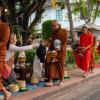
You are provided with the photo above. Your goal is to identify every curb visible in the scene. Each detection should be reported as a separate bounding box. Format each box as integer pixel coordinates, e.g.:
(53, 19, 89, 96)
(32, 73, 100, 100)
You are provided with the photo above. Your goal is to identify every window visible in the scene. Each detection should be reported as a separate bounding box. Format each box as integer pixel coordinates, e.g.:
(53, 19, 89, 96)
(56, 10, 63, 21)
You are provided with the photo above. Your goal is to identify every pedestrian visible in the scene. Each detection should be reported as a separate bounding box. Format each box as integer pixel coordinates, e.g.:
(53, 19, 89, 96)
(46, 20, 68, 86)
(74, 26, 93, 78)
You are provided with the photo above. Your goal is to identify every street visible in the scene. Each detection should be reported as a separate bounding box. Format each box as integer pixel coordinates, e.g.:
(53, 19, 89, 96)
(45, 75, 100, 100)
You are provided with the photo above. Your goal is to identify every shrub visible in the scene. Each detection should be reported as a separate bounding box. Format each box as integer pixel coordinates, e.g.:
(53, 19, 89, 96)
(66, 50, 75, 69)
(25, 49, 36, 65)
(94, 48, 100, 63)
(42, 20, 53, 40)
(66, 50, 75, 64)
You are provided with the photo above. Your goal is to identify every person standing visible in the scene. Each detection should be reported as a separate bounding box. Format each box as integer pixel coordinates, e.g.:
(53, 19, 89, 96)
(36, 40, 46, 73)
(6, 33, 34, 69)
(97, 41, 100, 56)
(3, 33, 35, 85)
(74, 26, 93, 78)
(88, 30, 96, 73)
(0, 13, 11, 100)
(46, 20, 68, 86)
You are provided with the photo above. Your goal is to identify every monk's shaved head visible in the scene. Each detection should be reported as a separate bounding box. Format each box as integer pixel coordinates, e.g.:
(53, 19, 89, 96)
(51, 20, 60, 31)
(51, 20, 58, 25)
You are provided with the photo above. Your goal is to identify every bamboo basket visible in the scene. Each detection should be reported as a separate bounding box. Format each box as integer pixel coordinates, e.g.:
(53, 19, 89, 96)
(9, 84, 19, 92)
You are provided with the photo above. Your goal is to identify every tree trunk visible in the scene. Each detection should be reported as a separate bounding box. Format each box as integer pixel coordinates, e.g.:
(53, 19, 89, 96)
(87, 0, 91, 22)
(28, 0, 46, 31)
(92, 2, 100, 23)
(66, 0, 75, 41)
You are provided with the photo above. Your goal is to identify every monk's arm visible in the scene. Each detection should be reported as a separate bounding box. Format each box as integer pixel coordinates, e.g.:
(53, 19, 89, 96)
(0, 24, 10, 48)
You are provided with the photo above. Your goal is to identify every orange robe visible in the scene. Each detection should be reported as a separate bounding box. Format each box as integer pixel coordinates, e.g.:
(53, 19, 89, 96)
(74, 33, 93, 72)
(97, 42, 100, 56)
(47, 28, 68, 80)
(0, 21, 10, 90)
(89, 35, 96, 69)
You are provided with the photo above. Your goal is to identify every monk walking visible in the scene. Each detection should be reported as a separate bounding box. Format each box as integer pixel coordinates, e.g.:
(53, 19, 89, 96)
(0, 13, 11, 99)
(74, 26, 93, 78)
(88, 30, 96, 73)
(46, 20, 68, 86)
(97, 41, 100, 56)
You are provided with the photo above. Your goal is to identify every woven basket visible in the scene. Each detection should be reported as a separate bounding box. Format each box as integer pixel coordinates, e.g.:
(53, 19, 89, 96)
(9, 84, 19, 92)
(31, 74, 39, 84)
(18, 80, 26, 89)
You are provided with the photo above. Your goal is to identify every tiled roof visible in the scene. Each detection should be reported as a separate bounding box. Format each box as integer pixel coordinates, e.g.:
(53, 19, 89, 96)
(75, 22, 100, 31)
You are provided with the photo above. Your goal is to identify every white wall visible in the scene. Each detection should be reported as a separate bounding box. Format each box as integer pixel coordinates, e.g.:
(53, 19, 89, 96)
(29, 7, 100, 31)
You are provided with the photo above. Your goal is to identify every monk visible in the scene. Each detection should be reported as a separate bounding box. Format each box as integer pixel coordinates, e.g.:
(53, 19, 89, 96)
(88, 32, 96, 73)
(97, 41, 100, 56)
(0, 14, 11, 99)
(74, 26, 93, 78)
(46, 20, 68, 86)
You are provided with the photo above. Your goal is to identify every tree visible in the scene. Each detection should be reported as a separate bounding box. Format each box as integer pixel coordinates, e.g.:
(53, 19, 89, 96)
(66, 0, 75, 41)
(73, 0, 100, 23)
(0, 0, 46, 44)
(0, 0, 46, 31)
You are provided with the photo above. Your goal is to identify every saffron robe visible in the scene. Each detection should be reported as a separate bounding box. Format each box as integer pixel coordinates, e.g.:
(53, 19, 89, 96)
(0, 21, 10, 90)
(97, 42, 100, 56)
(74, 33, 93, 72)
(47, 28, 68, 80)
(89, 35, 96, 69)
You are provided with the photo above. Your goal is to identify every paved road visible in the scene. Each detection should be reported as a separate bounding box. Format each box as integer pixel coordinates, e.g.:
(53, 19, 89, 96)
(45, 75, 100, 100)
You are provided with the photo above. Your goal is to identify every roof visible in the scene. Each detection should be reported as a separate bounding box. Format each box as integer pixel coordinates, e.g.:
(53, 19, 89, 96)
(75, 22, 100, 31)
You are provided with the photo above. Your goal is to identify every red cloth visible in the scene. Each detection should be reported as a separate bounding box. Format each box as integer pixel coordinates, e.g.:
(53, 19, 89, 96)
(1, 64, 11, 79)
(74, 33, 93, 72)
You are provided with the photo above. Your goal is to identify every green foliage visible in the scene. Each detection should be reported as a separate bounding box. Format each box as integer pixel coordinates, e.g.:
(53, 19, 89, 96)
(12, 25, 23, 40)
(72, 6, 80, 15)
(73, 0, 88, 16)
(42, 20, 53, 40)
(73, 0, 99, 22)
(96, 9, 100, 17)
(66, 50, 75, 64)
(25, 49, 36, 65)
(94, 48, 100, 62)
(66, 50, 75, 69)
(66, 50, 75, 65)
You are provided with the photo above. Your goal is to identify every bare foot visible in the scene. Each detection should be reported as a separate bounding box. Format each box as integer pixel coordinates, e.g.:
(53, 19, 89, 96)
(89, 67, 94, 74)
(46, 82, 53, 87)
(59, 82, 64, 86)
(84, 72, 89, 78)
(90, 69, 94, 74)
(4, 91, 11, 100)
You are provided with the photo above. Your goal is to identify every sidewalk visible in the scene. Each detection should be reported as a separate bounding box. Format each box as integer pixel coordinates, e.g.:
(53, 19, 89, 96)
(10, 64, 100, 100)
